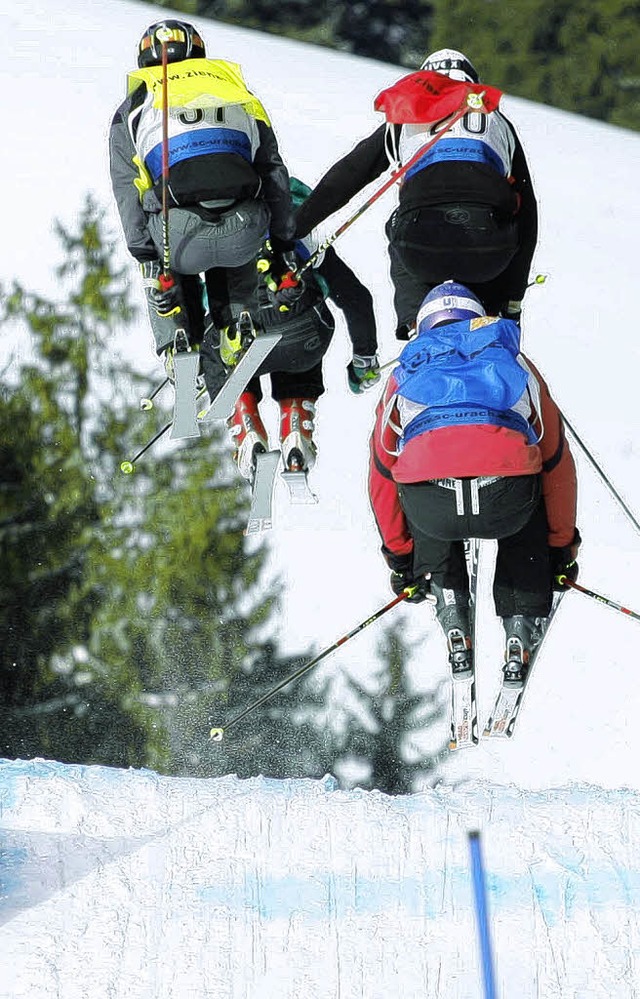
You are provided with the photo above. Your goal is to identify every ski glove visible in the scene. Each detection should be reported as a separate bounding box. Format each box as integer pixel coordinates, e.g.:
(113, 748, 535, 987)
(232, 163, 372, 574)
(259, 242, 302, 310)
(549, 528, 582, 591)
(140, 260, 162, 291)
(147, 276, 181, 317)
(389, 569, 432, 604)
(502, 300, 522, 325)
(347, 354, 381, 394)
(396, 322, 415, 342)
(275, 270, 303, 309)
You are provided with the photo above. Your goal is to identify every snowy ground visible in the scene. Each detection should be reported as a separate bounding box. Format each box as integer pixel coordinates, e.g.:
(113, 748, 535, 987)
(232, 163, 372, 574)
(2, 758, 640, 999)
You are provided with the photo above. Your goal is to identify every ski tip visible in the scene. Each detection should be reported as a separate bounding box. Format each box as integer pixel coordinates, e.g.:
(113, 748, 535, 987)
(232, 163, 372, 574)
(448, 736, 479, 752)
(120, 461, 134, 475)
(209, 727, 224, 743)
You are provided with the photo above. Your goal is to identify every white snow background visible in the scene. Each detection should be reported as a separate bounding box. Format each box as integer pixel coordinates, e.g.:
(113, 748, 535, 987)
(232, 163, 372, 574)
(2, 1, 640, 994)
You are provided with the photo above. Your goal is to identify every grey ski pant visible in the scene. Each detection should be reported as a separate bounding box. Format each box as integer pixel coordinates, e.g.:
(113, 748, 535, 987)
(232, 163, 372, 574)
(147, 199, 270, 329)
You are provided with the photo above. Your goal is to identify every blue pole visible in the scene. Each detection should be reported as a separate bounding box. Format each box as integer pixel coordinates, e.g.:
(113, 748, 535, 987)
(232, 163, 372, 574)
(468, 830, 498, 999)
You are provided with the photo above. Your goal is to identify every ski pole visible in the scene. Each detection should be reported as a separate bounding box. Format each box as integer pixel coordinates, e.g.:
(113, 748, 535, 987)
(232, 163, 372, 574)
(468, 831, 498, 999)
(210, 588, 417, 741)
(140, 377, 170, 411)
(152, 28, 185, 312)
(120, 421, 172, 474)
(159, 31, 172, 279)
(561, 414, 640, 538)
(120, 385, 208, 473)
(296, 89, 492, 281)
(560, 577, 640, 623)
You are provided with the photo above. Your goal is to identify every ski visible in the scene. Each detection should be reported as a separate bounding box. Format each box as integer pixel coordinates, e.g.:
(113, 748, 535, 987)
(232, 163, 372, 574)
(244, 450, 281, 535)
(449, 665, 477, 751)
(170, 347, 202, 440)
(483, 592, 565, 739)
(199, 330, 282, 424)
(281, 469, 318, 505)
(448, 538, 479, 750)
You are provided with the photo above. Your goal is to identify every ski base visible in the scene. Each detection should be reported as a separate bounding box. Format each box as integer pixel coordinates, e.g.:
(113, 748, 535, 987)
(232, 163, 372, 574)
(483, 592, 565, 740)
(199, 332, 282, 424)
(448, 539, 479, 751)
(281, 469, 318, 505)
(170, 350, 202, 440)
(449, 670, 478, 750)
(244, 450, 281, 535)
(483, 685, 523, 739)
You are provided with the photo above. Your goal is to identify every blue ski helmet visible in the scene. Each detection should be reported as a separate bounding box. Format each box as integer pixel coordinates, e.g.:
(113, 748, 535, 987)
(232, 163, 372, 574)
(417, 281, 485, 333)
(137, 21, 206, 68)
(420, 48, 479, 84)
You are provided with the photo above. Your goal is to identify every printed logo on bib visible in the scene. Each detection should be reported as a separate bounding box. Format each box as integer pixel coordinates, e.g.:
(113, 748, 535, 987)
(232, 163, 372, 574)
(469, 316, 496, 330)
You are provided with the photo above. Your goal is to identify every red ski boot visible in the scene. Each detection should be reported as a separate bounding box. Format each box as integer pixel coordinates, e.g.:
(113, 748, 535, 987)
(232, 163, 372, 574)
(227, 391, 268, 480)
(279, 397, 317, 472)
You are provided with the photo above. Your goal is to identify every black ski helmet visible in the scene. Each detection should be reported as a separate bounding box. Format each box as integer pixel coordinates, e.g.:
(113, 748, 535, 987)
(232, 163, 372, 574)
(420, 48, 479, 84)
(137, 21, 206, 69)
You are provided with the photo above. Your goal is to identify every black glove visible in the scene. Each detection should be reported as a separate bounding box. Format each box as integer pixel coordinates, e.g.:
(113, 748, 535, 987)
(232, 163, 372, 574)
(389, 569, 431, 603)
(396, 322, 415, 342)
(347, 354, 381, 394)
(149, 283, 181, 316)
(549, 528, 581, 591)
(140, 259, 162, 290)
(275, 268, 303, 308)
(386, 548, 432, 604)
(260, 240, 302, 309)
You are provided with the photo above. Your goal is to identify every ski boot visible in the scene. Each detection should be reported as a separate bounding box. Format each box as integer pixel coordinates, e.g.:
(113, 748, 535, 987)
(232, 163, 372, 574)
(227, 391, 269, 481)
(219, 310, 256, 368)
(431, 582, 473, 676)
(501, 615, 547, 686)
(279, 397, 317, 472)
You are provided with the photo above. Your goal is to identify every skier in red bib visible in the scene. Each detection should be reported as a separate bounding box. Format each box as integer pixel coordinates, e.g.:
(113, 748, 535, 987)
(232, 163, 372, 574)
(295, 49, 537, 341)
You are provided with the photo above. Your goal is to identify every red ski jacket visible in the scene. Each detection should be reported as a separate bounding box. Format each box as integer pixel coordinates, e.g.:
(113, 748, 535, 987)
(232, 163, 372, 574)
(369, 355, 577, 560)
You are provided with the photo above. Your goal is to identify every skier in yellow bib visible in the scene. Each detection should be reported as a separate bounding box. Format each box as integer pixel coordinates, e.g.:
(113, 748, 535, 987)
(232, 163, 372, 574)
(109, 20, 297, 398)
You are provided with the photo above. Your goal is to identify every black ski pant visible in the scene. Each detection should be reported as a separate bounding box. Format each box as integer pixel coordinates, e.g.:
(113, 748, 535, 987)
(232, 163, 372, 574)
(385, 206, 519, 336)
(246, 364, 325, 403)
(397, 474, 553, 618)
(161, 269, 259, 401)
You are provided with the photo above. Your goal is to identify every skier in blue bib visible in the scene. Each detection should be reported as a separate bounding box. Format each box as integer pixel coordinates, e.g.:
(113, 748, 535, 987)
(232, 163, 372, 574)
(369, 281, 580, 671)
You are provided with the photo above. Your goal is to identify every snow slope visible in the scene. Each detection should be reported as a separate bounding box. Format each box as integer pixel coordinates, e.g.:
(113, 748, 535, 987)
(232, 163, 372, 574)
(2, 758, 640, 999)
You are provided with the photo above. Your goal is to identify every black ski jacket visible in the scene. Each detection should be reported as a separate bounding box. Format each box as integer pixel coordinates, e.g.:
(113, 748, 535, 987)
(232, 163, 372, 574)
(295, 117, 538, 301)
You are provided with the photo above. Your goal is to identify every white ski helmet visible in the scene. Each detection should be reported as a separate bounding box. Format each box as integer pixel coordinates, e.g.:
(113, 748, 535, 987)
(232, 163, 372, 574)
(420, 48, 479, 84)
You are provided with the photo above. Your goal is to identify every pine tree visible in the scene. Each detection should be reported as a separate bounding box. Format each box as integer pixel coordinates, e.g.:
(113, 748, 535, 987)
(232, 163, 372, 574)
(200, 641, 335, 779)
(429, 0, 640, 131)
(329, 620, 448, 794)
(0, 196, 149, 765)
(0, 195, 342, 779)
